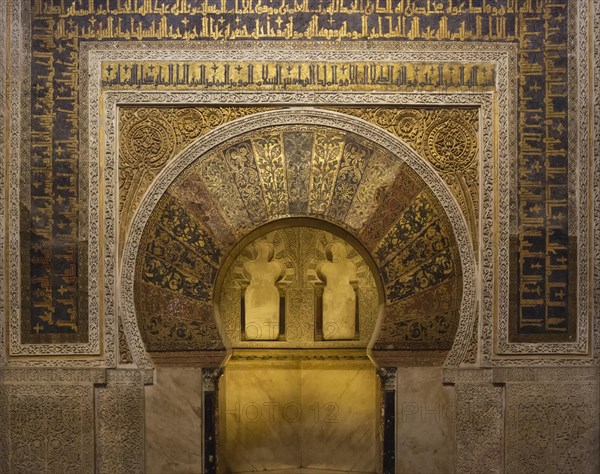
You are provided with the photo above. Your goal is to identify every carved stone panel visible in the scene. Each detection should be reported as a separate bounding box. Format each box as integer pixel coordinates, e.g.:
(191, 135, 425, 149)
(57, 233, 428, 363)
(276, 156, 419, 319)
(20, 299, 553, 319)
(0, 383, 94, 473)
(455, 383, 504, 474)
(505, 382, 600, 474)
(95, 370, 145, 474)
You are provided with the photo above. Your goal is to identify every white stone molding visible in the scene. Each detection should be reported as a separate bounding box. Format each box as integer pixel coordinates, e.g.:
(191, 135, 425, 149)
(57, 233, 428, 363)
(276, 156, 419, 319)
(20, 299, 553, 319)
(0, 0, 7, 366)
(594, 0, 600, 364)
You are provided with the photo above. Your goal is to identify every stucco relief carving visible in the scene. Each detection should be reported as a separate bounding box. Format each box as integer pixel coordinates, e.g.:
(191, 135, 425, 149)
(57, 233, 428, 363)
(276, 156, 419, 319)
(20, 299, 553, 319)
(462, 312, 479, 365)
(0, 0, 7, 367)
(449, 368, 600, 474)
(118, 317, 134, 365)
(0, 7, 596, 474)
(455, 383, 504, 474)
(0, 383, 95, 473)
(594, 0, 600, 364)
(505, 382, 600, 474)
(95, 370, 145, 474)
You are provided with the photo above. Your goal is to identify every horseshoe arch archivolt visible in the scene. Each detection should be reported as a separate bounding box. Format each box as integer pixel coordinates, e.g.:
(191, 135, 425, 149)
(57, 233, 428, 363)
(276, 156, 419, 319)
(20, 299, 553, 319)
(119, 108, 477, 369)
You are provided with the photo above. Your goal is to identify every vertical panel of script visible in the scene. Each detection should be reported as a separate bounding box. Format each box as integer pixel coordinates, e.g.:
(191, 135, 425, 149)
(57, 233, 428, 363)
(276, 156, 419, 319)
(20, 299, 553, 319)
(512, 1, 573, 343)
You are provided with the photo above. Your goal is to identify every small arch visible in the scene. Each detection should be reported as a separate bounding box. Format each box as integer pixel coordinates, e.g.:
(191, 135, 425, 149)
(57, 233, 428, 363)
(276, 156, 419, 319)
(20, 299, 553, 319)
(212, 217, 387, 358)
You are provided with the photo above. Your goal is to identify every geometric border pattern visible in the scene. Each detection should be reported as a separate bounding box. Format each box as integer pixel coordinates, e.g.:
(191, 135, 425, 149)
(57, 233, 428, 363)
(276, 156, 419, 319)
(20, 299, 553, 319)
(595, 0, 600, 365)
(497, 0, 592, 360)
(0, 0, 7, 365)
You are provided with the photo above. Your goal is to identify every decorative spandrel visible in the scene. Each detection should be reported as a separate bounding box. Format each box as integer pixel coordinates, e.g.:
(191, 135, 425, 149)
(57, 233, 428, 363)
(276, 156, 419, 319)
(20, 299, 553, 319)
(220, 226, 379, 349)
(326, 107, 479, 253)
(118, 106, 275, 258)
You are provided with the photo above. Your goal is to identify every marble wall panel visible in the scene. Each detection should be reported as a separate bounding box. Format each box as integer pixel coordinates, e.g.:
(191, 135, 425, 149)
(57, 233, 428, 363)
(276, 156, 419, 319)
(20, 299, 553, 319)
(300, 361, 378, 471)
(396, 367, 455, 474)
(220, 361, 302, 471)
(220, 360, 378, 472)
(144, 368, 203, 474)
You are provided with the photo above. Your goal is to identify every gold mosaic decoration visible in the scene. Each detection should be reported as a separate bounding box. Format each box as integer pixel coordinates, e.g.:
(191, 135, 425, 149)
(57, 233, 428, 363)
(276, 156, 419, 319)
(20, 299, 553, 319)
(133, 123, 462, 352)
(17, 0, 578, 351)
(118, 106, 275, 255)
(120, 106, 478, 248)
(326, 107, 479, 250)
(101, 60, 496, 92)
